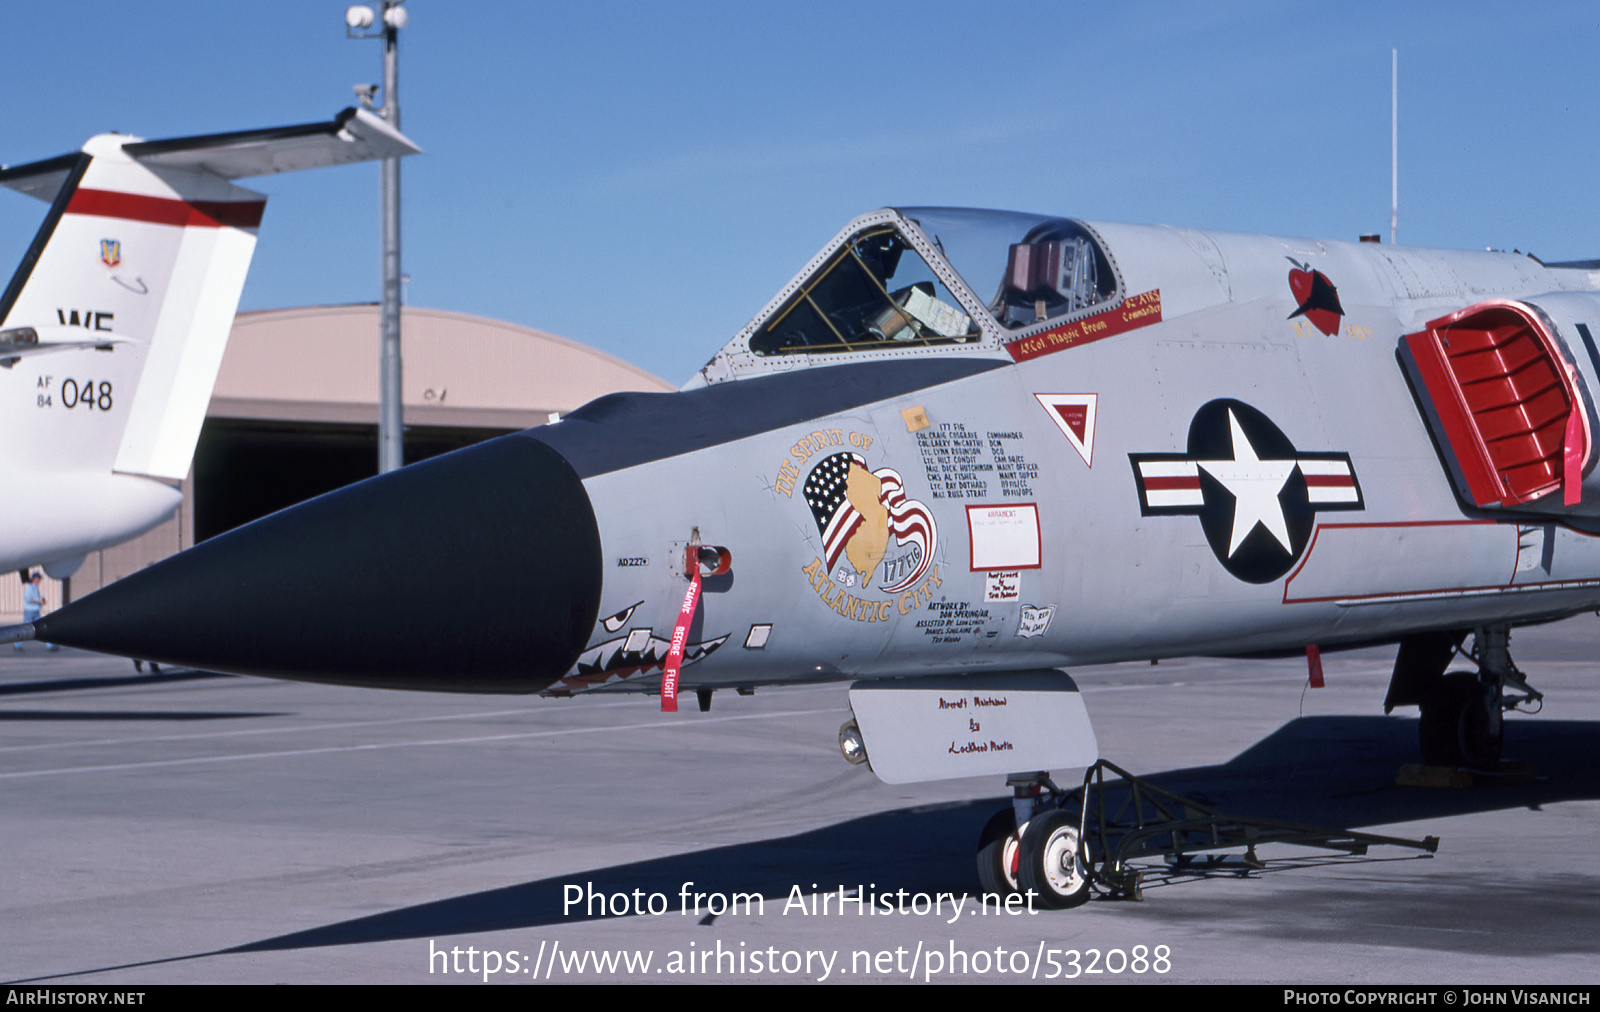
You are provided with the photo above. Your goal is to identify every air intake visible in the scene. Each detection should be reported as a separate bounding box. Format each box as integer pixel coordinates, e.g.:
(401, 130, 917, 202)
(1399, 300, 1588, 508)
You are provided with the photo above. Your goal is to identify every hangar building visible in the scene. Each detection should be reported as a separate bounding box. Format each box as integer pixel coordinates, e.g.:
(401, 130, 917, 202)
(3, 305, 672, 618)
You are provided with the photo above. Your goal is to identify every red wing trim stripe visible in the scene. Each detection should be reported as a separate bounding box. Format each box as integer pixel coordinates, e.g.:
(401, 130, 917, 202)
(66, 188, 265, 229)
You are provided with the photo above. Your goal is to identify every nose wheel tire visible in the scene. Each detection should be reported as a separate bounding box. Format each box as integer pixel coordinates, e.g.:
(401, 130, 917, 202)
(975, 808, 1020, 896)
(1017, 808, 1092, 909)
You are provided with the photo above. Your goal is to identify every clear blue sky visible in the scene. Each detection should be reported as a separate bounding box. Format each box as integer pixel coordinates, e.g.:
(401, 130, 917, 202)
(1, 2, 1595, 384)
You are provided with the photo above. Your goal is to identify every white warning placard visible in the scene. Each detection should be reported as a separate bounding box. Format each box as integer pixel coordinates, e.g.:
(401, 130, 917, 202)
(966, 503, 1041, 571)
(849, 671, 1098, 784)
(985, 570, 1020, 602)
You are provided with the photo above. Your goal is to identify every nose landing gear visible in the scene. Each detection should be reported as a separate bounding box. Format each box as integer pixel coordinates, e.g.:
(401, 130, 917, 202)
(974, 773, 1091, 909)
(974, 761, 1439, 910)
(1017, 808, 1091, 909)
(974, 808, 1020, 896)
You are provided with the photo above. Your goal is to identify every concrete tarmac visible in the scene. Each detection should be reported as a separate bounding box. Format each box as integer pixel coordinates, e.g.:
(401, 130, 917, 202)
(2, 615, 1598, 985)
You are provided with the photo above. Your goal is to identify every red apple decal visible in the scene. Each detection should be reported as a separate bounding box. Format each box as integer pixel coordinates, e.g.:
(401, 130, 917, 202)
(1286, 258, 1345, 336)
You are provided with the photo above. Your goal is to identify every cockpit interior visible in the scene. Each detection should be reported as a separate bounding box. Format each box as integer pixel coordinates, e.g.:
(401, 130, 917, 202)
(747, 208, 1120, 359)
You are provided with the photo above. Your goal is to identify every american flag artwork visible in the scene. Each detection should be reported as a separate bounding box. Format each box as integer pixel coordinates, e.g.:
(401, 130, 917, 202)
(803, 452, 937, 595)
(875, 467, 937, 593)
(804, 452, 864, 572)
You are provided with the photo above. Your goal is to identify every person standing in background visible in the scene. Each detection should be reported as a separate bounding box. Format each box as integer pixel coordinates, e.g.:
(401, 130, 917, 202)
(19, 571, 58, 652)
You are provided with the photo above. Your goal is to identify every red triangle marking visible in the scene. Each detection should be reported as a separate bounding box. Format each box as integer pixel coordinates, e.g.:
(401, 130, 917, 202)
(1053, 404, 1087, 443)
(1033, 393, 1098, 467)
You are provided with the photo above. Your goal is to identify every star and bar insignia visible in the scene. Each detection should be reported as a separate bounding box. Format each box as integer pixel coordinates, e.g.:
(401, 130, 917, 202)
(1130, 399, 1363, 583)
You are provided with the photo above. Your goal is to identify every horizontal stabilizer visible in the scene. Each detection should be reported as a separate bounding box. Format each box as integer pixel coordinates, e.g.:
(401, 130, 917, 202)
(123, 107, 419, 179)
(0, 109, 419, 201)
(0, 153, 83, 202)
(0, 324, 126, 368)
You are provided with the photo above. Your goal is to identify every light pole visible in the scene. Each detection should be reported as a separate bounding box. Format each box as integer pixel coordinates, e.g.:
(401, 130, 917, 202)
(346, 1, 408, 474)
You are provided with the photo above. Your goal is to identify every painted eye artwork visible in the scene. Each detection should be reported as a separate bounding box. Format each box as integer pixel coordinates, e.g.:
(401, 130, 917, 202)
(600, 602, 641, 634)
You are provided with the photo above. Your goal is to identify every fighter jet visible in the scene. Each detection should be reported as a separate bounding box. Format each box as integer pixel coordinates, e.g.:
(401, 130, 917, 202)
(0, 108, 418, 579)
(22, 206, 1600, 907)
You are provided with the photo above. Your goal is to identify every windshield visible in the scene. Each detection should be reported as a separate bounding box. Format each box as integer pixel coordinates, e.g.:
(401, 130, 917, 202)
(899, 207, 1118, 330)
(750, 226, 980, 356)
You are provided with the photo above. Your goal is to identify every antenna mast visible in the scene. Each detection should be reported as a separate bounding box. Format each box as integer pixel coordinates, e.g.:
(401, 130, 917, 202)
(1391, 48, 1398, 245)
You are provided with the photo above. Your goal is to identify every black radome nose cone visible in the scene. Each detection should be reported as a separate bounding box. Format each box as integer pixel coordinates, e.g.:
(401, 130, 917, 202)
(37, 434, 602, 693)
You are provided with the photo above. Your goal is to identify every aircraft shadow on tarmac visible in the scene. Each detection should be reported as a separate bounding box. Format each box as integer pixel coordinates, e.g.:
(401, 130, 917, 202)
(227, 712, 1600, 953)
(0, 709, 283, 721)
(0, 668, 235, 698)
(0, 668, 276, 722)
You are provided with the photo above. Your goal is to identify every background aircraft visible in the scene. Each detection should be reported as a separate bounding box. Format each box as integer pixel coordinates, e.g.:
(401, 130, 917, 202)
(27, 203, 1600, 907)
(0, 108, 418, 580)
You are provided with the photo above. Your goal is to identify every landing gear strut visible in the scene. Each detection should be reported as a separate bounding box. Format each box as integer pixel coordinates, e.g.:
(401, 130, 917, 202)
(1416, 625, 1542, 769)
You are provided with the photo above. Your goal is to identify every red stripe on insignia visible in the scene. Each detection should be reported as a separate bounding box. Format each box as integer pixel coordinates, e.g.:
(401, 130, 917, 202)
(1005, 289, 1163, 363)
(1142, 476, 1201, 491)
(66, 188, 265, 229)
(1304, 475, 1354, 487)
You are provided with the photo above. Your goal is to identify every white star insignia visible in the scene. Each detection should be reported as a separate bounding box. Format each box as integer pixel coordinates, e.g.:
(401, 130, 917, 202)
(1197, 410, 1296, 557)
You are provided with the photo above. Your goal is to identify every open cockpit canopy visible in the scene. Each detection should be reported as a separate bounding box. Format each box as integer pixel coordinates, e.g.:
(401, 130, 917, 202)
(740, 208, 1120, 359)
(697, 207, 1125, 385)
(897, 207, 1118, 331)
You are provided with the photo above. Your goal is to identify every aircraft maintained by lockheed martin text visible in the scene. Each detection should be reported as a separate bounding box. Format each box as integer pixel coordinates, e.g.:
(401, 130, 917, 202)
(0, 108, 417, 582)
(22, 205, 1600, 907)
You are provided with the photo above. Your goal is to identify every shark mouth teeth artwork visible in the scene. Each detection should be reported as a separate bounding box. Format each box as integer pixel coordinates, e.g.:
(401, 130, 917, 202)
(544, 601, 729, 695)
(805, 451, 936, 594)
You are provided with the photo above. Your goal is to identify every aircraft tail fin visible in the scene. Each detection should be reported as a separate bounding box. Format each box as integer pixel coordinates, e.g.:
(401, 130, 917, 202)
(0, 108, 418, 480)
